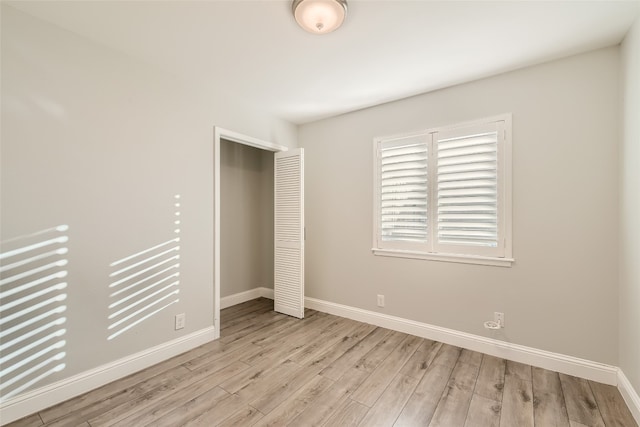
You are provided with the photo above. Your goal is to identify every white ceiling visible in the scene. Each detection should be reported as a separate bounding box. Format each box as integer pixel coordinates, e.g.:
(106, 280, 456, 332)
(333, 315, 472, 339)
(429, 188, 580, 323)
(8, 0, 639, 124)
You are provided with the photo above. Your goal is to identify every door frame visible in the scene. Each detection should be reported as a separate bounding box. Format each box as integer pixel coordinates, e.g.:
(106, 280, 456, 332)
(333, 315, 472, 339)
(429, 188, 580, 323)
(213, 127, 288, 339)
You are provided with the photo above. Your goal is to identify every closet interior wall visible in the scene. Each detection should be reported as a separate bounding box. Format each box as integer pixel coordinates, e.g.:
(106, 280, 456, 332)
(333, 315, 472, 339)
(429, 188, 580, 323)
(220, 138, 274, 300)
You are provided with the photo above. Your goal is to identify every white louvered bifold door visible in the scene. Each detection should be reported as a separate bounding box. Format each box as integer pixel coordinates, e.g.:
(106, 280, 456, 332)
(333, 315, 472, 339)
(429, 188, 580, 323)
(434, 121, 505, 257)
(274, 149, 305, 319)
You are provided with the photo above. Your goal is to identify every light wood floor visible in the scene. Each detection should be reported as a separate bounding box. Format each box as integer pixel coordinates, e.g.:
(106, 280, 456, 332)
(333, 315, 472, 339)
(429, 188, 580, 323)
(6, 298, 637, 427)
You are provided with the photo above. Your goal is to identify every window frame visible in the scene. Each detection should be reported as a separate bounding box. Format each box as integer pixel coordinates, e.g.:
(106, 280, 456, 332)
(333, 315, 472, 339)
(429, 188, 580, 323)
(372, 114, 514, 267)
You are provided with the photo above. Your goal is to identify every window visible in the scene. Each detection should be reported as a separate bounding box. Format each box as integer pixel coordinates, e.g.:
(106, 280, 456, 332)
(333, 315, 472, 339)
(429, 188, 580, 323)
(373, 114, 513, 266)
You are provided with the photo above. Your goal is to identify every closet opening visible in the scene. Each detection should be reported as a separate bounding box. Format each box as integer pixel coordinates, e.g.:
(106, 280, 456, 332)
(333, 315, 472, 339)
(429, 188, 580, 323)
(219, 138, 274, 333)
(213, 127, 290, 340)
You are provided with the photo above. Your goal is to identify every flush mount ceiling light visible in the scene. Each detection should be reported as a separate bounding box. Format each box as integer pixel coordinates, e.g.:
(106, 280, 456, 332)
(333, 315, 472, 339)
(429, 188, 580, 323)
(292, 0, 348, 34)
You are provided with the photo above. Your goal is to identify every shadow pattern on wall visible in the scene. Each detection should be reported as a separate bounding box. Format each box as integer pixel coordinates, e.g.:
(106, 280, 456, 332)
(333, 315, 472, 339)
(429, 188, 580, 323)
(0, 225, 69, 401)
(107, 195, 181, 340)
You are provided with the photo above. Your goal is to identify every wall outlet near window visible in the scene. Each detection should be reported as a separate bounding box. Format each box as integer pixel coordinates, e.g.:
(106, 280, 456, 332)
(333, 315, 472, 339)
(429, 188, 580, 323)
(175, 313, 186, 330)
(494, 312, 504, 328)
(377, 294, 385, 307)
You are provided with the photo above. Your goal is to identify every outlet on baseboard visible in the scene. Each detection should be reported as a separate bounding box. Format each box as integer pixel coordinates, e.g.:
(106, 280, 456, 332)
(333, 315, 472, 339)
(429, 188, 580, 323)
(377, 294, 385, 308)
(175, 313, 186, 330)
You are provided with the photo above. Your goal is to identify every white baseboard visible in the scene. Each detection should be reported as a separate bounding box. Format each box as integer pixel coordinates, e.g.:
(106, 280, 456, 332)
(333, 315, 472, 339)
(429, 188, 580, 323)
(220, 287, 273, 309)
(0, 327, 216, 425)
(260, 287, 274, 300)
(304, 297, 618, 385)
(618, 369, 640, 424)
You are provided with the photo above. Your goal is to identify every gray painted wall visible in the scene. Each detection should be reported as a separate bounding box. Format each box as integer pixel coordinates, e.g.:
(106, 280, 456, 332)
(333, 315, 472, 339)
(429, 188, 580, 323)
(221, 139, 274, 298)
(620, 16, 640, 394)
(299, 47, 620, 365)
(2, 0, 637, 406)
(0, 5, 295, 396)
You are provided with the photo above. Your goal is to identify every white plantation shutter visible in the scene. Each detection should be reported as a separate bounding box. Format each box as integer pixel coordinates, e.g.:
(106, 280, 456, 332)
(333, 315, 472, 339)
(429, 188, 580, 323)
(378, 135, 429, 250)
(434, 121, 505, 257)
(274, 149, 305, 319)
(373, 115, 512, 264)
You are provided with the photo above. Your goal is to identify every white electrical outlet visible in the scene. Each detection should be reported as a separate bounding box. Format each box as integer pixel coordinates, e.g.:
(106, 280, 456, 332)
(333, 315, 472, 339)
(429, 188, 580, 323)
(175, 313, 186, 330)
(377, 294, 385, 307)
(494, 312, 504, 328)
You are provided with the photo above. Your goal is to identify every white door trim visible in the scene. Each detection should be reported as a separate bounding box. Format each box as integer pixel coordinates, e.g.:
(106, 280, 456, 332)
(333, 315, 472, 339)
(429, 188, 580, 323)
(213, 127, 288, 339)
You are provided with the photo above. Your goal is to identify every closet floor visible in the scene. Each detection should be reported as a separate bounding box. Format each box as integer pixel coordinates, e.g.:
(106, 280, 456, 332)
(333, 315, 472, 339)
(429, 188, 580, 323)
(6, 297, 637, 427)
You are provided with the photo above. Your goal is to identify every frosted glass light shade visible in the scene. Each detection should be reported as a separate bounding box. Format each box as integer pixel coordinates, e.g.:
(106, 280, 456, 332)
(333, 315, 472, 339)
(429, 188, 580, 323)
(292, 0, 348, 34)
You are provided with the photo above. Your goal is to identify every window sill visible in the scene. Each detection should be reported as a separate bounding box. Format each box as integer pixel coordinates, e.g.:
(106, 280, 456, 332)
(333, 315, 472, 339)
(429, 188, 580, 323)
(372, 248, 514, 267)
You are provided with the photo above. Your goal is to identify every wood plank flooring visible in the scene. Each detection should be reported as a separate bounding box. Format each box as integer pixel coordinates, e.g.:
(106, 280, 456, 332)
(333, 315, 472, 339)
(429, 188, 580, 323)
(5, 298, 637, 427)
